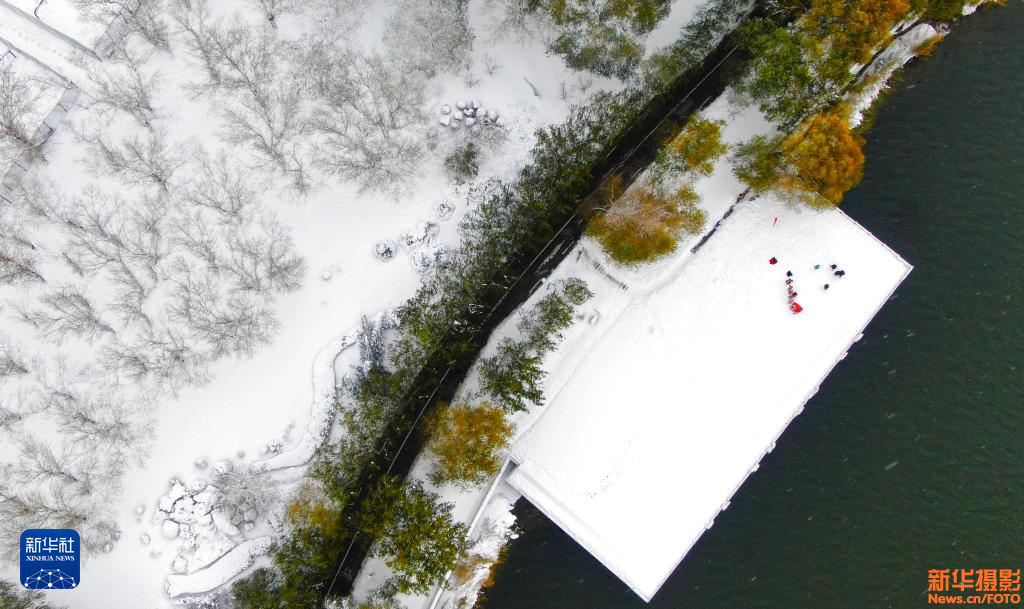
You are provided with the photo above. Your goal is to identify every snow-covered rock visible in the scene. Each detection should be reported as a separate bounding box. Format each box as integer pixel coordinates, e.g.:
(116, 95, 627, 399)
(162, 520, 181, 540)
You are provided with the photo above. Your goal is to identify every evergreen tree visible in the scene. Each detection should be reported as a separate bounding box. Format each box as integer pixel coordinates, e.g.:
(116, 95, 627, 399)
(478, 338, 546, 412)
(359, 477, 467, 595)
(478, 279, 593, 411)
(231, 568, 282, 609)
(0, 580, 63, 609)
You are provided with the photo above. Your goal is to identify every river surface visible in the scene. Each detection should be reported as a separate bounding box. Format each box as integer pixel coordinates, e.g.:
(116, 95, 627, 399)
(483, 4, 1024, 608)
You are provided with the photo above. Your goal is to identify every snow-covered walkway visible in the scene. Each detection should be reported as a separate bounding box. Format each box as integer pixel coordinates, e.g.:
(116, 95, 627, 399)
(0, 0, 94, 81)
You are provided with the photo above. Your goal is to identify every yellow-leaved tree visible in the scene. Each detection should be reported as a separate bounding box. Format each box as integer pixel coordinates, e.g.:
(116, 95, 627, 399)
(734, 108, 865, 207)
(427, 402, 513, 488)
(777, 109, 866, 206)
(588, 177, 706, 264)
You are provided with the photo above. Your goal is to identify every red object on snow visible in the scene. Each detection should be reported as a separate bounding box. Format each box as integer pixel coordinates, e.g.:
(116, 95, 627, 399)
(769, 257, 778, 265)
(791, 302, 803, 314)
(773, 216, 779, 227)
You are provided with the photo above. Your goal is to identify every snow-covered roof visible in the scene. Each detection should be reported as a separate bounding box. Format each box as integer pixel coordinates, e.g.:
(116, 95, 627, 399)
(507, 197, 912, 601)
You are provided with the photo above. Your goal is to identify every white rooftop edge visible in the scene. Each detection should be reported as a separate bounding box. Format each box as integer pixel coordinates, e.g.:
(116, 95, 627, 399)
(507, 197, 912, 601)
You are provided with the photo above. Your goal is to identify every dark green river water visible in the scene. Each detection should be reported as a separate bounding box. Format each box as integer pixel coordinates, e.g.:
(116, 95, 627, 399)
(483, 4, 1024, 608)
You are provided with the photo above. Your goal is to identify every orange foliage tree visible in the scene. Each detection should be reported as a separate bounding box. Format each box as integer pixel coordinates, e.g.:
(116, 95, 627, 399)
(777, 109, 866, 206)
(427, 402, 513, 487)
(802, 0, 912, 69)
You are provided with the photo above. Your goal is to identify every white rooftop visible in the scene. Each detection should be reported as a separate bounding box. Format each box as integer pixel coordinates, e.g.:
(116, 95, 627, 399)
(507, 196, 911, 601)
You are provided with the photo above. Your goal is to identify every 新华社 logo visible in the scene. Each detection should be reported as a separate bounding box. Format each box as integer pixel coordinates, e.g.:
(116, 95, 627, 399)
(20, 529, 80, 590)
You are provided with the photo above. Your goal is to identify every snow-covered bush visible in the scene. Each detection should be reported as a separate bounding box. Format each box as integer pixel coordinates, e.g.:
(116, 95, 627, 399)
(444, 142, 480, 182)
(210, 464, 278, 530)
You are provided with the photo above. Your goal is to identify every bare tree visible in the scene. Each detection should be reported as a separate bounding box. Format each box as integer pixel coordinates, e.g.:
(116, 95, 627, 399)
(310, 50, 425, 197)
(181, 151, 261, 223)
(168, 266, 278, 358)
(224, 218, 305, 294)
(219, 84, 311, 192)
(172, 5, 311, 190)
(128, 0, 172, 51)
(0, 481, 119, 556)
(0, 392, 37, 430)
(171, 209, 223, 273)
(61, 188, 170, 286)
(72, 0, 132, 27)
(383, 0, 474, 76)
(42, 381, 152, 470)
(101, 323, 208, 391)
(17, 284, 116, 344)
(84, 49, 162, 127)
(0, 193, 46, 285)
(73, 0, 170, 51)
(79, 128, 189, 192)
(0, 175, 63, 222)
(15, 437, 116, 499)
(0, 339, 30, 379)
(245, 0, 302, 27)
(0, 238, 45, 286)
(172, 2, 279, 98)
(0, 62, 48, 163)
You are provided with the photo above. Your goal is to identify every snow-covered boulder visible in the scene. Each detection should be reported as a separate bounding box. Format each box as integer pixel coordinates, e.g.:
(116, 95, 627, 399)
(162, 520, 181, 540)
